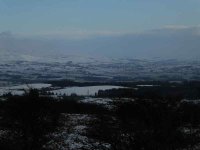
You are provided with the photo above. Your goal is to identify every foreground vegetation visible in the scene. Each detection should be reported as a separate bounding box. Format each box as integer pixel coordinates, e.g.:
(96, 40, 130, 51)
(1, 81, 200, 150)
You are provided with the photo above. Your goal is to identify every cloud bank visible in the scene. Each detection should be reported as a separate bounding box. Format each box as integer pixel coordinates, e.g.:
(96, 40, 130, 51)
(0, 26, 200, 60)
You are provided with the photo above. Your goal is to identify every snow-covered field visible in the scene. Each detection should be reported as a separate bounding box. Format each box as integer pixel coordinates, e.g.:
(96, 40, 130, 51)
(0, 84, 125, 96)
(1, 54, 200, 85)
(0, 83, 51, 96)
(45, 114, 111, 150)
(52, 86, 125, 96)
(136, 85, 160, 87)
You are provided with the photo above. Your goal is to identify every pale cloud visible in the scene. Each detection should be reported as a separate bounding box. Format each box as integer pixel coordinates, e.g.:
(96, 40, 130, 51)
(21, 29, 129, 40)
(162, 25, 191, 30)
(1, 25, 200, 60)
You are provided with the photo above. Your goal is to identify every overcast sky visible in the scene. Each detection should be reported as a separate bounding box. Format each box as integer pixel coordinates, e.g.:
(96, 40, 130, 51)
(0, 0, 200, 37)
(0, 0, 200, 60)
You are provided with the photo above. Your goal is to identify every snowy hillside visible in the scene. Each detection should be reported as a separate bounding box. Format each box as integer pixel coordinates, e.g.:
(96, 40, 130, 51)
(1, 50, 200, 86)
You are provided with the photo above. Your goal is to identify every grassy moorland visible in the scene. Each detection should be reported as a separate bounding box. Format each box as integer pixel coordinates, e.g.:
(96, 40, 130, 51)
(1, 81, 200, 149)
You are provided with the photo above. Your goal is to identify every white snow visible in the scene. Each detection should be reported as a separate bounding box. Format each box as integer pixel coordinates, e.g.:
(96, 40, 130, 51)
(0, 83, 51, 96)
(181, 99, 200, 104)
(52, 86, 125, 96)
(7, 83, 51, 90)
(45, 114, 111, 150)
(137, 85, 160, 87)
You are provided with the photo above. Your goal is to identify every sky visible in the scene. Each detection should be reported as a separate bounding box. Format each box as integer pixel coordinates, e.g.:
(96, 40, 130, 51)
(0, 0, 200, 37)
(0, 0, 200, 60)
